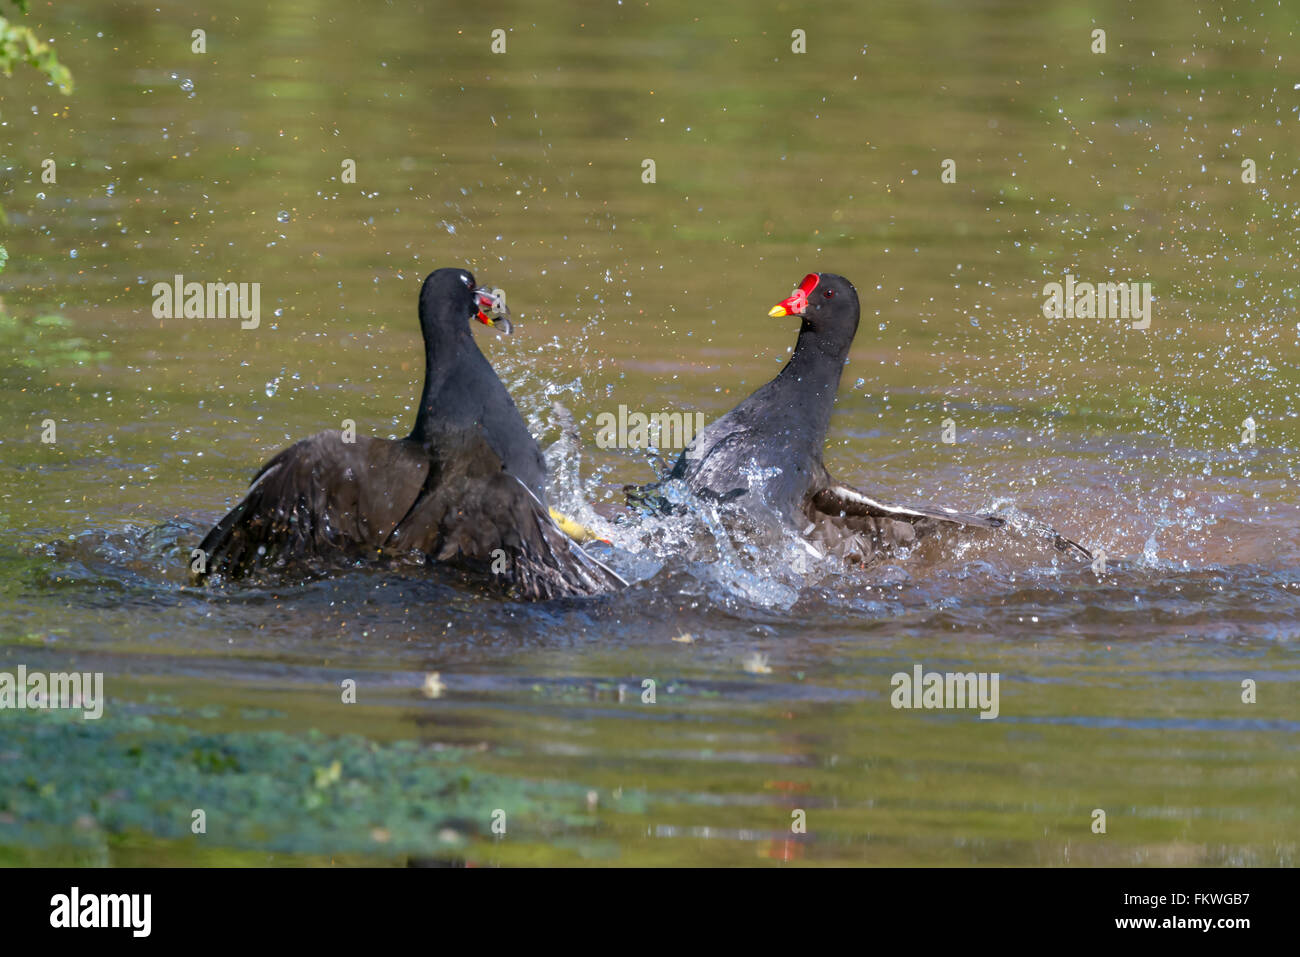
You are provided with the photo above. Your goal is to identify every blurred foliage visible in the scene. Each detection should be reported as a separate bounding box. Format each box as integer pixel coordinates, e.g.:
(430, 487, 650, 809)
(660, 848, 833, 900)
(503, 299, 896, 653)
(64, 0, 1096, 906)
(0, 238, 103, 372)
(0, 0, 73, 94)
(0, 2, 77, 348)
(0, 310, 109, 369)
(1, 0, 73, 231)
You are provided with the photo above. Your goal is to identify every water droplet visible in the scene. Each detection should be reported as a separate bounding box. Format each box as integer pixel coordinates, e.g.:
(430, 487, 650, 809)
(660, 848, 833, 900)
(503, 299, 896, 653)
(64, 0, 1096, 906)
(276, 210, 290, 223)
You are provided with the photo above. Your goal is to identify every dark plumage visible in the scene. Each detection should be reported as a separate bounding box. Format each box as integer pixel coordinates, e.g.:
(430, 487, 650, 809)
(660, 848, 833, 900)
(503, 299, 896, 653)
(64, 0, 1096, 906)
(195, 267, 625, 599)
(630, 271, 1090, 562)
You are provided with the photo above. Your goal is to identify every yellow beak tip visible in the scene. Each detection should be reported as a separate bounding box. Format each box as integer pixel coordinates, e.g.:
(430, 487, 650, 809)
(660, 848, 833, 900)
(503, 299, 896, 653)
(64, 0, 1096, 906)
(768, 306, 788, 317)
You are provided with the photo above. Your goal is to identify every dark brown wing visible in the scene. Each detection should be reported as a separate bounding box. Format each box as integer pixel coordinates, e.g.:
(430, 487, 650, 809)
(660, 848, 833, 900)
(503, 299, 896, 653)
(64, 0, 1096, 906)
(394, 432, 626, 600)
(196, 428, 625, 599)
(195, 431, 429, 580)
(810, 482, 1091, 559)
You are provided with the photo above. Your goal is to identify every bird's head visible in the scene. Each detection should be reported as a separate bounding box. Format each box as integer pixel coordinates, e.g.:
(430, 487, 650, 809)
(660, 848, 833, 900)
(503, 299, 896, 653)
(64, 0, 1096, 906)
(420, 267, 513, 335)
(768, 272, 859, 348)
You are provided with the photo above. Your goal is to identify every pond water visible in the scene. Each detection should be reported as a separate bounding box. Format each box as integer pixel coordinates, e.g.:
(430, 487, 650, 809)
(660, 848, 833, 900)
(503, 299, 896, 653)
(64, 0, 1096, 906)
(0, 0, 1296, 865)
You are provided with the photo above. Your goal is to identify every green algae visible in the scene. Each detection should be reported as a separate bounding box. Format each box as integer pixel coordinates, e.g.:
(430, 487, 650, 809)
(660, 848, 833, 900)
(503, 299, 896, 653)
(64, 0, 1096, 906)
(0, 707, 643, 864)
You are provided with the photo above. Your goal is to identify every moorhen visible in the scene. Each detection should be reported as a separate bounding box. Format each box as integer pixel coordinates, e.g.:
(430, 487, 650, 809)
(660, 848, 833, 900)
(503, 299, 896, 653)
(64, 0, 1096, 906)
(629, 272, 1090, 561)
(194, 267, 625, 599)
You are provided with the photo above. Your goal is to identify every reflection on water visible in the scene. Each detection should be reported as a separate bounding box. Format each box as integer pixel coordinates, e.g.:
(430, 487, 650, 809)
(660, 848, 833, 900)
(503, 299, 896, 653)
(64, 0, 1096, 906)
(0, 0, 1297, 865)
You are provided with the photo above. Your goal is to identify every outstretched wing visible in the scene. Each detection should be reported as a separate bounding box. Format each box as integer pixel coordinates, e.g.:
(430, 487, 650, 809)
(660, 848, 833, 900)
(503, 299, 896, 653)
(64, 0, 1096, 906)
(507, 479, 628, 599)
(195, 432, 430, 580)
(196, 428, 625, 599)
(395, 431, 627, 600)
(810, 481, 1092, 559)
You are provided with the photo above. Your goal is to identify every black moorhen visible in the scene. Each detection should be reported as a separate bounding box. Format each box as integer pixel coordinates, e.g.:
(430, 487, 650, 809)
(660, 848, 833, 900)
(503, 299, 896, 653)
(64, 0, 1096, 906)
(630, 272, 1090, 561)
(195, 267, 625, 599)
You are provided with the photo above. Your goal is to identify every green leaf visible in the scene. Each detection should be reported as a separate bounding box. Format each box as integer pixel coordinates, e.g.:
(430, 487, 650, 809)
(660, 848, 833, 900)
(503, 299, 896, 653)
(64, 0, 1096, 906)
(0, 12, 74, 94)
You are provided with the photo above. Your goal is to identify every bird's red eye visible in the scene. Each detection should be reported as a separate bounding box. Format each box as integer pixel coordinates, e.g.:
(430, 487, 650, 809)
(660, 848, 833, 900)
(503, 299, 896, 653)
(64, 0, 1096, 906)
(823, 289, 835, 299)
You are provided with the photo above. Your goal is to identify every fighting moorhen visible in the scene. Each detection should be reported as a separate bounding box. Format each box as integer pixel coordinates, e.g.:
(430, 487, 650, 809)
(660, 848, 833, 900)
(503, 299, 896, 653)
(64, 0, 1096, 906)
(195, 267, 625, 599)
(630, 272, 1090, 561)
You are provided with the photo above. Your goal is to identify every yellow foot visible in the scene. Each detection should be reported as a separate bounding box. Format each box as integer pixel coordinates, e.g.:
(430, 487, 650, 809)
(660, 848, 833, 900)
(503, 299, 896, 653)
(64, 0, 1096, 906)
(549, 508, 608, 544)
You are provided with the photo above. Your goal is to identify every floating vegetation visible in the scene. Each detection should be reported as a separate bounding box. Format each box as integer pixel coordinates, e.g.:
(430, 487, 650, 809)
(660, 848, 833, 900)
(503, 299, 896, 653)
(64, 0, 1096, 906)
(0, 310, 109, 372)
(0, 708, 642, 862)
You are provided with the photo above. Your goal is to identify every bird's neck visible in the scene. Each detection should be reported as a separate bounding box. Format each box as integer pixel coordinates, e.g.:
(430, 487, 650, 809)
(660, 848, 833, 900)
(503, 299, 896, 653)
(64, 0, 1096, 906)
(772, 322, 850, 436)
(409, 316, 472, 443)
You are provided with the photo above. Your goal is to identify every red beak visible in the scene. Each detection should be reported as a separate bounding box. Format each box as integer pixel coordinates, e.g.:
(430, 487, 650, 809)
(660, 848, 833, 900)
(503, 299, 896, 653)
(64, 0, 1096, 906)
(473, 287, 512, 333)
(768, 273, 819, 317)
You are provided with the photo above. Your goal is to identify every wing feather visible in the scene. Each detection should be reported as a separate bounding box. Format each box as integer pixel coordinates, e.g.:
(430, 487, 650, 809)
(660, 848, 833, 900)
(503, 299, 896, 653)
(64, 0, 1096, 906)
(195, 432, 428, 580)
(811, 482, 1091, 559)
(811, 484, 1005, 530)
(376, 432, 626, 599)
